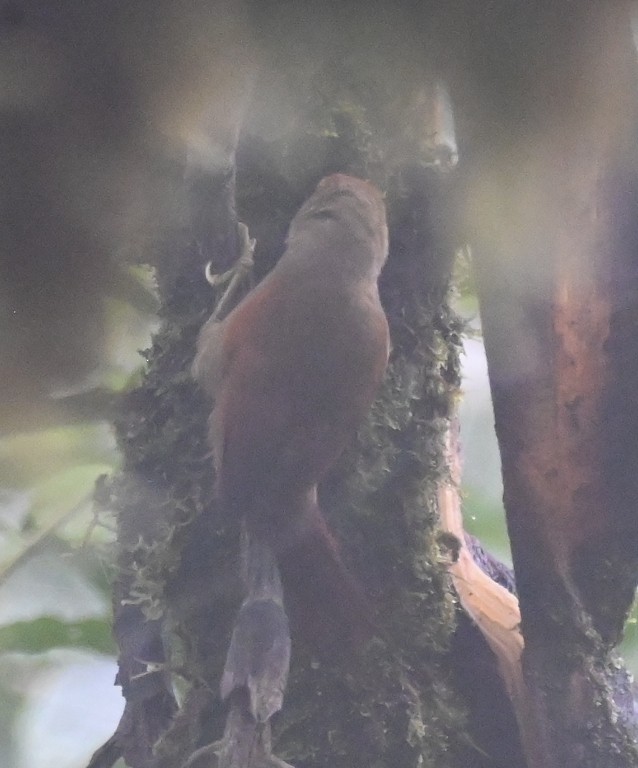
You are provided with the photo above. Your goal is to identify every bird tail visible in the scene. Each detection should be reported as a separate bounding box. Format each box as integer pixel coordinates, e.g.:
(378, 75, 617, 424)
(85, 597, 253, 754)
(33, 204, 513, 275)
(274, 502, 375, 654)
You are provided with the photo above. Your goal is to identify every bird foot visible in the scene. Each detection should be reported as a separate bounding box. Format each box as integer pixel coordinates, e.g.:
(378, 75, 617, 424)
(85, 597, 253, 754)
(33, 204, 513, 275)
(206, 221, 255, 321)
(205, 223, 255, 288)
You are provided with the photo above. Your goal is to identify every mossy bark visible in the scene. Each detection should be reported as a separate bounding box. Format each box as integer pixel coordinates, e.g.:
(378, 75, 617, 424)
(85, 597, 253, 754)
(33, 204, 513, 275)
(101, 71, 481, 767)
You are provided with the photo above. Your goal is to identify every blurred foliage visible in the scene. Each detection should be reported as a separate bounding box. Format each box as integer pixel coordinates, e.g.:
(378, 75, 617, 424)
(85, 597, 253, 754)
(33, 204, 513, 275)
(0, 618, 114, 655)
(0, 271, 156, 768)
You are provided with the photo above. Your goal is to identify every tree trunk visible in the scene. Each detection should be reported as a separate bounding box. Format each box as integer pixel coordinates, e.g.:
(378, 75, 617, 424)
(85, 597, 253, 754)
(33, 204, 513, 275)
(457, 4, 638, 766)
(98, 83, 477, 768)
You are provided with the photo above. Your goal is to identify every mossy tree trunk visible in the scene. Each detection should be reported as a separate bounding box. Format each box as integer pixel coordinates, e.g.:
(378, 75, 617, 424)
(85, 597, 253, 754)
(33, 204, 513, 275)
(98, 72, 484, 768)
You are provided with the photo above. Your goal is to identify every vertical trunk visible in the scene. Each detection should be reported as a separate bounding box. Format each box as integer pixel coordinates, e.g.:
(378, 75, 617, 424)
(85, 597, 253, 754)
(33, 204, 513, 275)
(102, 100, 470, 765)
(459, 5, 638, 766)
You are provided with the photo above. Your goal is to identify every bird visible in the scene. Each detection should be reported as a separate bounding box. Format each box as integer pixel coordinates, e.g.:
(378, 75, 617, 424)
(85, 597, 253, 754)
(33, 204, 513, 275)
(192, 173, 390, 656)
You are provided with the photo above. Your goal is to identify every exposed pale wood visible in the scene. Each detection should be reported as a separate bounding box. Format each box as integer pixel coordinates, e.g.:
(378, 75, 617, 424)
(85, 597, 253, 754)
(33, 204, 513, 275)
(438, 425, 540, 768)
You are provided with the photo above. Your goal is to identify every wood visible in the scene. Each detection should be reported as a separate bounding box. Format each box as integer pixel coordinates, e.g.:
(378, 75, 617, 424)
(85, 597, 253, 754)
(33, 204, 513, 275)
(461, 5, 638, 766)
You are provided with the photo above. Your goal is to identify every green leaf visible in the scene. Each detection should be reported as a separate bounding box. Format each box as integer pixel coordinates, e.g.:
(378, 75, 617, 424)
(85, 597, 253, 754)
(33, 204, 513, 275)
(0, 617, 114, 654)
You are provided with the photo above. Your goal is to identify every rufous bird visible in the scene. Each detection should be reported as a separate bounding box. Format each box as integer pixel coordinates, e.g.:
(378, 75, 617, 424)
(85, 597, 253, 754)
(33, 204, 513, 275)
(193, 173, 390, 659)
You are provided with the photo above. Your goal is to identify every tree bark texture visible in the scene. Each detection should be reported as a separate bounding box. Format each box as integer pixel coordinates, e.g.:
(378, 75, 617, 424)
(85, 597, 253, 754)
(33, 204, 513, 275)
(101, 81, 475, 767)
(456, 4, 638, 767)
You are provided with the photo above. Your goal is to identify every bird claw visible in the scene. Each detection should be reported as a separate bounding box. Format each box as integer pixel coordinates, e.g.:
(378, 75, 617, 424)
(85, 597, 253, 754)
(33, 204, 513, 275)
(236, 222, 257, 269)
(206, 222, 256, 322)
(205, 222, 255, 288)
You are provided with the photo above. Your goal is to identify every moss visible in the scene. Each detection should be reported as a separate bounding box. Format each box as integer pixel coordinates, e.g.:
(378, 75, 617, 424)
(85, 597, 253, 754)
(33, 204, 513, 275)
(106, 74, 478, 768)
